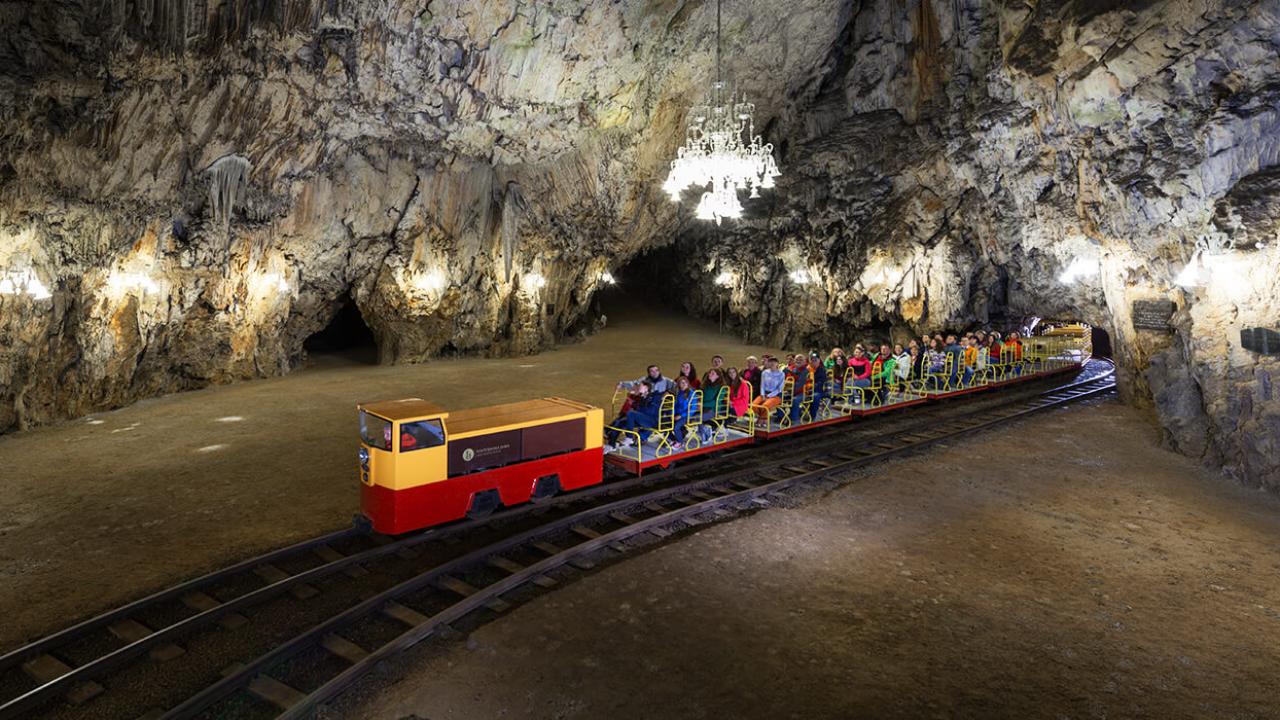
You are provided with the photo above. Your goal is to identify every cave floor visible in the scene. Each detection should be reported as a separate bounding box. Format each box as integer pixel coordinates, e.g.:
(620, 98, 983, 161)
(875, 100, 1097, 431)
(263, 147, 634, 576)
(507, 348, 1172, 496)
(327, 398, 1280, 720)
(0, 298, 779, 649)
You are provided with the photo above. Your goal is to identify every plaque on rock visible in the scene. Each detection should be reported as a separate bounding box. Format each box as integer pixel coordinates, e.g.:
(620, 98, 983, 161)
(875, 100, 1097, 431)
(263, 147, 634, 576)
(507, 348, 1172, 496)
(1241, 328, 1280, 356)
(1132, 300, 1176, 331)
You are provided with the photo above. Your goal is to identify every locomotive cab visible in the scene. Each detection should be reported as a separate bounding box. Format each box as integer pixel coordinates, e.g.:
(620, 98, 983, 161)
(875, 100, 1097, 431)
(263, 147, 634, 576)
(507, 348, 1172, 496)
(357, 399, 450, 493)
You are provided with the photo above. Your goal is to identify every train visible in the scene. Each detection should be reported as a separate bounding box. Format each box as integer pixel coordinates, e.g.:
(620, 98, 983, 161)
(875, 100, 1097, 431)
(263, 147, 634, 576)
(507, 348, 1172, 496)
(357, 327, 1092, 535)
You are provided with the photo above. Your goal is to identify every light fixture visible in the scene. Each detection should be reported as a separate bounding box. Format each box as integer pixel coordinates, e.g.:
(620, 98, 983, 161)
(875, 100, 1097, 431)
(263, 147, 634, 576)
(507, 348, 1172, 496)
(789, 269, 811, 285)
(522, 273, 546, 293)
(1174, 232, 1236, 289)
(600, 271, 616, 285)
(662, 0, 781, 225)
(0, 268, 51, 299)
(107, 272, 160, 297)
(1057, 257, 1099, 284)
(414, 270, 446, 292)
(714, 271, 734, 287)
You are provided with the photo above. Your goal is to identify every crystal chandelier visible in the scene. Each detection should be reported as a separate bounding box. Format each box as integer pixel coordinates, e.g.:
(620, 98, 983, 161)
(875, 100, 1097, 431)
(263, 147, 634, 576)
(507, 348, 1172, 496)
(662, 0, 780, 225)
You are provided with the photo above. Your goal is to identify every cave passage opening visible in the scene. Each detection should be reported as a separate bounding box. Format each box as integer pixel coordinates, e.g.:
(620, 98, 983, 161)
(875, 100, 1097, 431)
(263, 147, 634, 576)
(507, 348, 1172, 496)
(1092, 326, 1113, 358)
(304, 297, 379, 365)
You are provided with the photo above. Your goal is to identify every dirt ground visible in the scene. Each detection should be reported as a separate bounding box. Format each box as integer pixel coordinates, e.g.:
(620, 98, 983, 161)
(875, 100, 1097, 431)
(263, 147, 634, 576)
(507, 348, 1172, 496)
(0, 298, 777, 650)
(333, 399, 1280, 720)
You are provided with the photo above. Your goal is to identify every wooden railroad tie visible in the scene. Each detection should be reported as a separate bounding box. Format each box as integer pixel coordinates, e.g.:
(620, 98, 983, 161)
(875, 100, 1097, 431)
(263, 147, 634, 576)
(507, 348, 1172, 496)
(320, 633, 369, 664)
(380, 601, 429, 627)
(20, 655, 103, 705)
(313, 544, 368, 578)
(533, 541, 594, 570)
(181, 591, 248, 629)
(106, 618, 185, 661)
(253, 564, 319, 600)
(487, 556, 557, 588)
(221, 663, 305, 711)
(437, 575, 510, 613)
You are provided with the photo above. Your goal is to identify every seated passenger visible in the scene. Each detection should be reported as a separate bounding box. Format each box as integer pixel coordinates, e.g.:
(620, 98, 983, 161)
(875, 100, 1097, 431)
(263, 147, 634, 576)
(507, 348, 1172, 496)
(909, 345, 926, 381)
(618, 365, 675, 395)
(678, 361, 701, 389)
(741, 356, 762, 395)
(872, 343, 896, 402)
(808, 353, 828, 413)
(725, 367, 751, 418)
(848, 347, 872, 398)
(944, 334, 965, 387)
(894, 344, 912, 385)
(697, 368, 728, 442)
(926, 338, 946, 388)
(789, 358, 811, 423)
(708, 355, 726, 376)
(670, 376, 699, 449)
(962, 336, 978, 384)
(1004, 332, 1025, 375)
(605, 381, 662, 449)
(750, 356, 785, 420)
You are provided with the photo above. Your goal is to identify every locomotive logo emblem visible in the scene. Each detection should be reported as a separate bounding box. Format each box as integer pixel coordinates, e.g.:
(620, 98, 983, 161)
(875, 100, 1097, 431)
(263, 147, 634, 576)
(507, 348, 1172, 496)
(462, 448, 475, 461)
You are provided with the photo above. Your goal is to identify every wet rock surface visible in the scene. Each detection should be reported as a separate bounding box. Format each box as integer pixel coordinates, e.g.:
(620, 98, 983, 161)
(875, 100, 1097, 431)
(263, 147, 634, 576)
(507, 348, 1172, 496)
(330, 399, 1280, 720)
(1, 0, 1279, 489)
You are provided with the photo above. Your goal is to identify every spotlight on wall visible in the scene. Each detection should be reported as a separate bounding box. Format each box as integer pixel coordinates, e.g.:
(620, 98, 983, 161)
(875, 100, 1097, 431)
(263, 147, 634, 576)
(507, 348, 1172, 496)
(414, 270, 446, 292)
(600, 271, 616, 285)
(107, 272, 160, 296)
(1057, 257, 1099, 284)
(789, 269, 811, 285)
(250, 271, 291, 297)
(0, 269, 52, 299)
(1174, 254, 1205, 288)
(522, 273, 547, 293)
(714, 271, 734, 287)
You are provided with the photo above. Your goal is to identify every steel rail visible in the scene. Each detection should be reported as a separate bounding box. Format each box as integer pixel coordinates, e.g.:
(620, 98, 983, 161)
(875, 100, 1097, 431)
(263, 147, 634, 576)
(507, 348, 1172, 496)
(0, 526, 360, 675)
(175, 367, 1117, 719)
(1, 359, 1112, 719)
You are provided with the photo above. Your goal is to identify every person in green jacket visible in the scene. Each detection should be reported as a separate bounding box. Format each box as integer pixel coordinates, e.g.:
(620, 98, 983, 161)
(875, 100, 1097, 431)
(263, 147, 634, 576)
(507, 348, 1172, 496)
(871, 343, 897, 404)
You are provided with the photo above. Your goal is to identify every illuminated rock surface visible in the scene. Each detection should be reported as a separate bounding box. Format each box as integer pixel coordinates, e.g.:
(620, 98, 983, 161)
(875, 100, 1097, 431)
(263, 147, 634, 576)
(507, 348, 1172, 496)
(1, 0, 1278, 487)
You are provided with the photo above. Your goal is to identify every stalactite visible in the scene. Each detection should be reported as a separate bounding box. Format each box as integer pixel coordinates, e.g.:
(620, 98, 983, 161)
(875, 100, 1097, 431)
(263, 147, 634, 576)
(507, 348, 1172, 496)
(501, 183, 525, 284)
(207, 154, 251, 239)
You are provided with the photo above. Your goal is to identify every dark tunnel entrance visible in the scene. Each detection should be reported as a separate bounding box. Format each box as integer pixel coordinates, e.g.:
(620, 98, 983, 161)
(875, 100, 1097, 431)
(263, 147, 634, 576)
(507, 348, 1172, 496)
(1091, 326, 1113, 358)
(304, 297, 379, 365)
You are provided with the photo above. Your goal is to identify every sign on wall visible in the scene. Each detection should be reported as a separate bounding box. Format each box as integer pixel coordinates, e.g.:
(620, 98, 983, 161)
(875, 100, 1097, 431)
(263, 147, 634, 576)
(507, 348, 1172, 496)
(1241, 328, 1280, 356)
(1132, 300, 1176, 331)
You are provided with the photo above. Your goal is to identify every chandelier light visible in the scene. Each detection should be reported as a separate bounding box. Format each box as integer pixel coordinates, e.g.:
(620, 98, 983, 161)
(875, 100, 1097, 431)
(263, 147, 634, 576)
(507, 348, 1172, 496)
(663, 0, 780, 225)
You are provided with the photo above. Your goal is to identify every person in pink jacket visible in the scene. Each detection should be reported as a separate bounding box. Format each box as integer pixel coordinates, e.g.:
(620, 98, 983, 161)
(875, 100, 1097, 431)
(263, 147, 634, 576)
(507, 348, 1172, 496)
(725, 366, 752, 418)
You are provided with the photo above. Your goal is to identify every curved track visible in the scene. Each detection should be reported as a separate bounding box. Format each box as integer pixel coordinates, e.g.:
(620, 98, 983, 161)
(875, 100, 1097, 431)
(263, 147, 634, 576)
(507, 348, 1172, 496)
(0, 359, 1115, 720)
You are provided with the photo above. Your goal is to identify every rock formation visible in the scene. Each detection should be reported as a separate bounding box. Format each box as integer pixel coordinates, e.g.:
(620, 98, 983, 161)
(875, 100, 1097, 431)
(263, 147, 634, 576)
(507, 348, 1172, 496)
(1, 1, 1278, 489)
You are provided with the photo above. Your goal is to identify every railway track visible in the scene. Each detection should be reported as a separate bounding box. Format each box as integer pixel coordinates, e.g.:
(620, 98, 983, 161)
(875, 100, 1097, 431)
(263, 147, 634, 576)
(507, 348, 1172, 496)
(0, 359, 1115, 720)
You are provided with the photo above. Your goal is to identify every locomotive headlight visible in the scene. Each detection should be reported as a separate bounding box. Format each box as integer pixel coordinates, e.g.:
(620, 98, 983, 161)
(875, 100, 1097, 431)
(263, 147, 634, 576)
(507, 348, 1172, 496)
(358, 447, 370, 469)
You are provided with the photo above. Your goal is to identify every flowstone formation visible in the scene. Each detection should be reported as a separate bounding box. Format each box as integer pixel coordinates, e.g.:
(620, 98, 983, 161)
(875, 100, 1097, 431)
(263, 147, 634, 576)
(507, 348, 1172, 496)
(1, 1, 1278, 491)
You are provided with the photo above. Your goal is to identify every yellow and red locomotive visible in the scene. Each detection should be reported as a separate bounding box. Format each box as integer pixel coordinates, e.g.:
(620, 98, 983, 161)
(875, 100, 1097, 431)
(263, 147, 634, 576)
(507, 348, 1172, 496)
(358, 397, 603, 534)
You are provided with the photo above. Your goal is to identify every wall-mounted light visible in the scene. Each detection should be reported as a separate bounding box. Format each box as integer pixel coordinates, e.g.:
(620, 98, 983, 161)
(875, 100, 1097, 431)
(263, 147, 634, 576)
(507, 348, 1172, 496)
(249, 271, 292, 297)
(522, 273, 546, 293)
(789, 269, 811, 285)
(108, 272, 160, 296)
(714, 271, 734, 287)
(600, 271, 616, 285)
(1058, 257, 1099, 284)
(0, 269, 52, 299)
(414, 270, 446, 292)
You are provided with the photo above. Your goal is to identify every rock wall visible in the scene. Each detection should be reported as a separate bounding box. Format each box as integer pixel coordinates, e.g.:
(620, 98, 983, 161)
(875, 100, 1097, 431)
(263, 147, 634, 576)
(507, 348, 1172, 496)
(633, 0, 1280, 489)
(1, 0, 1278, 490)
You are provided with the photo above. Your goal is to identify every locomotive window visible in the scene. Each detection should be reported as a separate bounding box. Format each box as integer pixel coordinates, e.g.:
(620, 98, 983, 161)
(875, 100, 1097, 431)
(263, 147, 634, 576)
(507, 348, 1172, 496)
(360, 411, 392, 451)
(400, 419, 446, 452)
